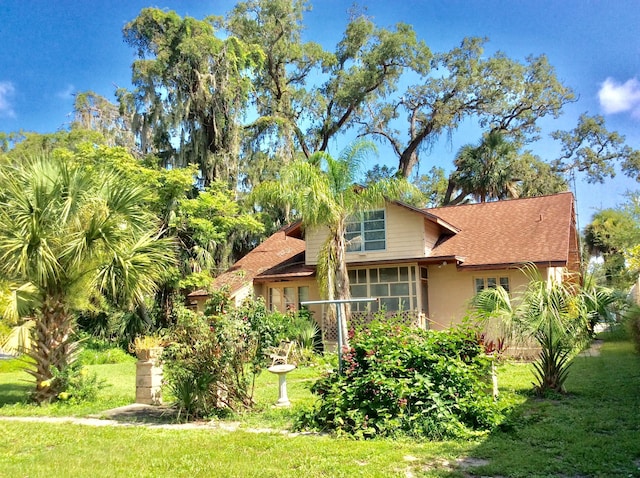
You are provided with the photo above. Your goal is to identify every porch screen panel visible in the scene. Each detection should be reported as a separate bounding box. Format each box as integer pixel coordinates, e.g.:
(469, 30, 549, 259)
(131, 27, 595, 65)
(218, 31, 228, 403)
(348, 265, 417, 313)
(269, 288, 282, 312)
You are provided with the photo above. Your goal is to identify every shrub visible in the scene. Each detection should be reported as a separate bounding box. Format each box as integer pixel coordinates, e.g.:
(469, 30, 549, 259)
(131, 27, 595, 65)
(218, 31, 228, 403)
(625, 304, 640, 352)
(295, 320, 503, 439)
(46, 362, 104, 404)
(78, 346, 135, 365)
(163, 298, 284, 419)
(75, 335, 135, 365)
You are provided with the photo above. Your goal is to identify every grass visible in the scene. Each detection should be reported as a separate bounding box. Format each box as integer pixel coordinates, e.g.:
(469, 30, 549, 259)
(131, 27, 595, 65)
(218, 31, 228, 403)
(471, 340, 640, 477)
(0, 339, 639, 477)
(0, 361, 136, 416)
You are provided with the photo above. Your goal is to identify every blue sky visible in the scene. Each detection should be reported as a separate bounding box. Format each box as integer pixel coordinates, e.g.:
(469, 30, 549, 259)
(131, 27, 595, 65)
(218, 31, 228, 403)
(1, 1, 639, 226)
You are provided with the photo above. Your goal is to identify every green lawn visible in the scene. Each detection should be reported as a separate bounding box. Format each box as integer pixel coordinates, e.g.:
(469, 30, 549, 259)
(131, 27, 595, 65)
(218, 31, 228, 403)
(1, 340, 639, 477)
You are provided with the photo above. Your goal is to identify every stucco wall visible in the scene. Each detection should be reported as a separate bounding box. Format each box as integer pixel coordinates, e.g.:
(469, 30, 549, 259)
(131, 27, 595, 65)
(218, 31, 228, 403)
(187, 283, 254, 314)
(426, 264, 536, 330)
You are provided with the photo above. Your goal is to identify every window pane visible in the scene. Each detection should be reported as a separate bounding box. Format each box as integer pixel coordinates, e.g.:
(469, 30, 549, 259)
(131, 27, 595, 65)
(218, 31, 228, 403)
(346, 239, 362, 252)
(357, 269, 367, 283)
(499, 277, 510, 292)
(371, 283, 389, 296)
(487, 277, 497, 289)
(365, 210, 385, 220)
(364, 230, 385, 240)
(348, 269, 357, 282)
(364, 240, 385, 251)
(369, 269, 378, 283)
(346, 222, 360, 233)
(390, 283, 410, 296)
(380, 297, 398, 311)
(364, 219, 385, 231)
(298, 286, 309, 303)
(475, 278, 485, 293)
(399, 267, 409, 281)
(398, 297, 410, 310)
(269, 288, 282, 311)
(284, 287, 295, 310)
(379, 268, 398, 282)
(351, 284, 367, 297)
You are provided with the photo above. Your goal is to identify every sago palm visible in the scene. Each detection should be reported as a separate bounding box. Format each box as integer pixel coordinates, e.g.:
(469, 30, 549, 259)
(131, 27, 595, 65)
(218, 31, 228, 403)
(252, 141, 417, 346)
(0, 155, 174, 403)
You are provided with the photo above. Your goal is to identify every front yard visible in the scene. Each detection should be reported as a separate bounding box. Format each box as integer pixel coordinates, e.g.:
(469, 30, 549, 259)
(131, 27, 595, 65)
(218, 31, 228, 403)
(0, 337, 639, 477)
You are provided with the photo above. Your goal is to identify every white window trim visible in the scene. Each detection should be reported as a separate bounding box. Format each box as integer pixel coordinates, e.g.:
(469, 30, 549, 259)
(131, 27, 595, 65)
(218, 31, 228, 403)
(345, 208, 387, 253)
(473, 274, 511, 294)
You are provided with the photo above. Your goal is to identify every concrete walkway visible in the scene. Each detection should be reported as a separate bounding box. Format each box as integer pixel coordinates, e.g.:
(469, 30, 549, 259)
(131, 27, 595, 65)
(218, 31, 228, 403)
(0, 403, 317, 435)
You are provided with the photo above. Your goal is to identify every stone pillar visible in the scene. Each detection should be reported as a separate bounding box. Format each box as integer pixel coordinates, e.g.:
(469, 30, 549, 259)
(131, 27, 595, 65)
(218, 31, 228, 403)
(136, 359, 163, 405)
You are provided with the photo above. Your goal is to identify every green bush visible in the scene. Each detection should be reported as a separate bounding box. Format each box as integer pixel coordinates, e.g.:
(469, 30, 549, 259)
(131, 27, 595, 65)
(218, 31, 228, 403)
(625, 304, 640, 352)
(78, 346, 135, 365)
(164, 298, 285, 419)
(48, 362, 104, 404)
(295, 320, 503, 439)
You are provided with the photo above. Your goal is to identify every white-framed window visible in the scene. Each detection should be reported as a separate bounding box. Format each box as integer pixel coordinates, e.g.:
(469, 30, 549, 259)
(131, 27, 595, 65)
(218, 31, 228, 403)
(474, 276, 510, 294)
(348, 265, 418, 312)
(268, 286, 310, 313)
(345, 209, 386, 252)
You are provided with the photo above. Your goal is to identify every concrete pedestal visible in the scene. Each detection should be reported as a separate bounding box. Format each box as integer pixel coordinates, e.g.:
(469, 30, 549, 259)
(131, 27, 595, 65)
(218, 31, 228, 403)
(136, 360, 163, 405)
(267, 364, 296, 407)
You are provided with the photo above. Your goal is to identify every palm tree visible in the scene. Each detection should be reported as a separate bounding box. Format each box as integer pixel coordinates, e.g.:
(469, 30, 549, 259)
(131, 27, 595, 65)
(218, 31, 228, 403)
(445, 131, 519, 205)
(0, 155, 174, 403)
(253, 141, 416, 346)
(472, 267, 614, 395)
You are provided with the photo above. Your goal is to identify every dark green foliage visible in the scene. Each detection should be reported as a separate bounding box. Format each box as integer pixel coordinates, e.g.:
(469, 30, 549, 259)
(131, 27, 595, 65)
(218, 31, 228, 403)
(295, 320, 503, 439)
(163, 297, 310, 419)
(625, 304, 640, 353)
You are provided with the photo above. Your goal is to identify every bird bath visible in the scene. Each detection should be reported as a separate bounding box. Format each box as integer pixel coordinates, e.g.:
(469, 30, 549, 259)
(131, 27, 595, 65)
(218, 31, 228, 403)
(267, 363, 296, 407)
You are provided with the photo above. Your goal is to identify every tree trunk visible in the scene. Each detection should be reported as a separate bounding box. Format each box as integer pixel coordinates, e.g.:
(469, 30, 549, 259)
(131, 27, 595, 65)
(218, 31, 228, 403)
(27, 296, 76, 404)
(333, 222, 351, 349)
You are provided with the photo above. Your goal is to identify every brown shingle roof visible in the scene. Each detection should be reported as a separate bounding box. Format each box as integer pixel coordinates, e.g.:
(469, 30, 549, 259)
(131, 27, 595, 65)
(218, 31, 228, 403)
(425, 192, 577, 269)
(188, 226, 312, 298)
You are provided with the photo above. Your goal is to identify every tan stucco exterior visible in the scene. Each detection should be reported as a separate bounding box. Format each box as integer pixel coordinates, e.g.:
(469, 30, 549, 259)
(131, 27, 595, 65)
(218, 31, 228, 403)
(425, 264, 533, 330)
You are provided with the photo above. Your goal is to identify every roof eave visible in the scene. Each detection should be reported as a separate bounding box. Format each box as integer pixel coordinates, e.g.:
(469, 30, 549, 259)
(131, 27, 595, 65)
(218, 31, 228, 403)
(455, 260, 569, 271)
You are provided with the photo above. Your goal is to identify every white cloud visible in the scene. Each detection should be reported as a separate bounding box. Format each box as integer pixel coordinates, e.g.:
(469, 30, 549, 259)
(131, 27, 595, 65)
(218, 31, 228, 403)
(598, 77, 640, 117)
(0, 81, 16, 118)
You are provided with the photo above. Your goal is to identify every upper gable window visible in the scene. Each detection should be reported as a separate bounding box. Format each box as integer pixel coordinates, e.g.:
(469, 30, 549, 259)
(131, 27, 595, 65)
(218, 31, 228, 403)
(345, 209, 386, 252)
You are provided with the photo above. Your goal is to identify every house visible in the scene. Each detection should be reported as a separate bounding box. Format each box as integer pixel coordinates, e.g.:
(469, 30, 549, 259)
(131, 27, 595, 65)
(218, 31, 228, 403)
(188, 192, 580, 344)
